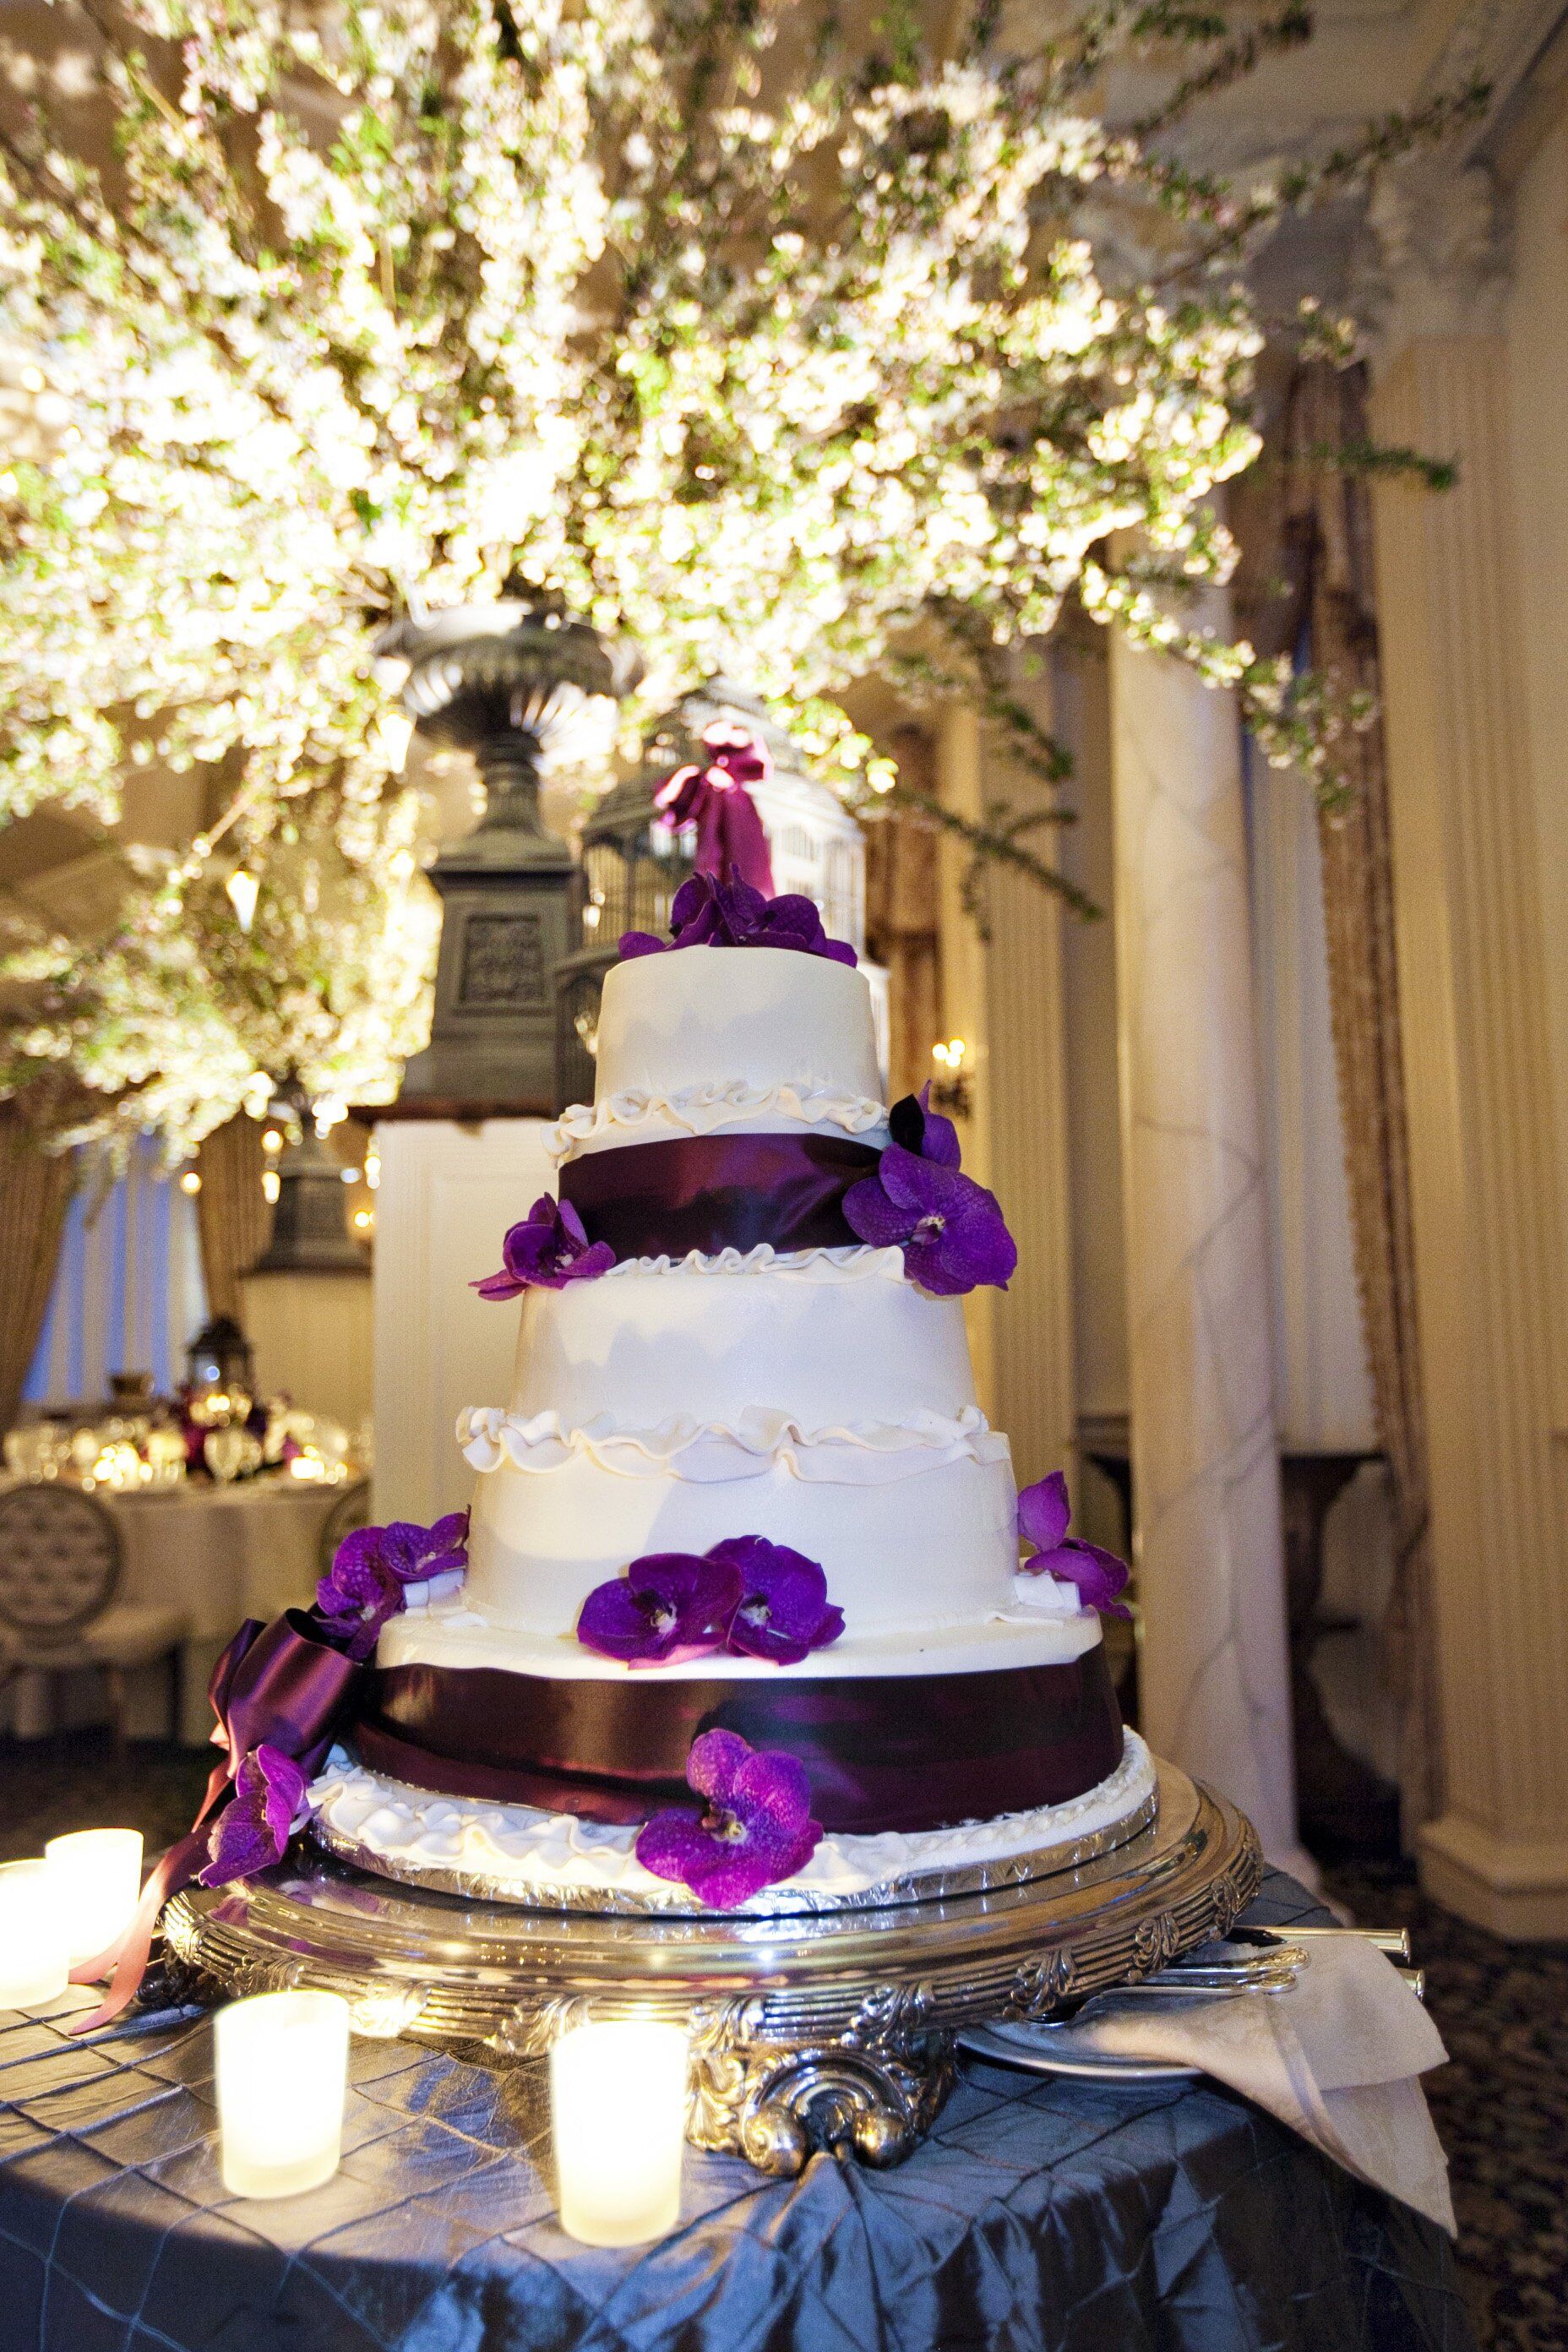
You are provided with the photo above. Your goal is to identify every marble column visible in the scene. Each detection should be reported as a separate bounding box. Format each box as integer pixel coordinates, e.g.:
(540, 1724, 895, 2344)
(1108, 600, 1309, 1875)
(1362, 157, 1568, 1935)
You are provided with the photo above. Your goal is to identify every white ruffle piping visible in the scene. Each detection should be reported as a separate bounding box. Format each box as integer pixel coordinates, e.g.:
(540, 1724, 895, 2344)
(600, 1243, 904, 1282)
(547, 1080, 888, 1163)
(310, 1733, 1157, 1905)
(456, 1402, 1009, 1485)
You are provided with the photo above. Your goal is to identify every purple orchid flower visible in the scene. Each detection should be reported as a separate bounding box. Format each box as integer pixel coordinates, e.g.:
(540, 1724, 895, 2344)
(198, 1744, 311, 1887)
(315, 1511, 470, 1658)
(635, 1729, 823, 1907)
(1017, 1472, 1131, 1617)
(576, 1551, 745, 1665)
(620, 873, 857, 965)
(708, 1535, 846, 1666)
(843, 1086, 1017, 1297)
(888, 1081, 962, 1170)
(472, 1196, 615, 1301)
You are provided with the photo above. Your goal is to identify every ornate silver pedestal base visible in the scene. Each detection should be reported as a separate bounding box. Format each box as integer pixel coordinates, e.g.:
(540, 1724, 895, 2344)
(161, 1760, 1259, 2175)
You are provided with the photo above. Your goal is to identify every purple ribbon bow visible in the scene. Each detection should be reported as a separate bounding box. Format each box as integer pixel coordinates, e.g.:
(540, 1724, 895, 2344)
(655, 721, 776, 895)
(67, 1613, 365, 2033)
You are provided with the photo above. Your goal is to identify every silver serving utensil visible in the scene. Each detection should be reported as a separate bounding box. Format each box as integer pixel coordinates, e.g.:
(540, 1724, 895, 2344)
(1021, 1962, 1300, 2032)
(1138, 1948, 1307, 1991)
(1231, 1923, 1413, 1963)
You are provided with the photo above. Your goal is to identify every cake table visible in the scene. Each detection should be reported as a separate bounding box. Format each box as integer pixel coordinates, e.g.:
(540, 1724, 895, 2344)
(0, 1874, 1473, 2352)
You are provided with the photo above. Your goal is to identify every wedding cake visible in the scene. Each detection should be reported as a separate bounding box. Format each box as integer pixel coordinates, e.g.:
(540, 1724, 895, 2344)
(312, 878, 1152, 1910)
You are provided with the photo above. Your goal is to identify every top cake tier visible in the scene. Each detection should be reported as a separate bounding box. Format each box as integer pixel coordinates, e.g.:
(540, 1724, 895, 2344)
(585, 945, 883, 1131)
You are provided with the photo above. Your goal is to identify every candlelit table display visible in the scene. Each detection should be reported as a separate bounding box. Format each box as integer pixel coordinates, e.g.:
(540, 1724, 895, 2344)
(0, 1875, 1472, 2352)
(71, 879, 1262, 2171)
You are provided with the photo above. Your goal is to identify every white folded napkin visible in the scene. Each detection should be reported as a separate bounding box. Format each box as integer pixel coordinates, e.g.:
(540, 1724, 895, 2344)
(989, 1936, 1454, 2234)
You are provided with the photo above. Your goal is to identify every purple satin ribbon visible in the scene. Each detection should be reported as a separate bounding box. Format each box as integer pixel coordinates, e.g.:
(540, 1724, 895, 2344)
(360, 1651, 1124, 1835)
(68, 1611, 363, 2033)
(559, 1132, 881, 1263)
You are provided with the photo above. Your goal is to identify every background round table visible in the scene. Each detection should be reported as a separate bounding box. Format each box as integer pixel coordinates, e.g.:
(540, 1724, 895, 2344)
(0, 1477, 344, 1745)
(0, 1870, 1473, 2352)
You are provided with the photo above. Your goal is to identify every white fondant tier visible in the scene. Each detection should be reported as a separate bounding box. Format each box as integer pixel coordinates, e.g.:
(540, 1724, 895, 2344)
(562, 947, 883, 1159)
(310, 1733, 1157, 1912)
(455, 1407, 1018, 1637)
(452, 1243, 1021, 1647)
(508, 1248, 977, 1431)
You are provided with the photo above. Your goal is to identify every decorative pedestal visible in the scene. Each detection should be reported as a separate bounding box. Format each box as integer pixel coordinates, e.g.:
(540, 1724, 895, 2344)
(160, 1759, 1260, 2176)
(377, 597, 644, 1113)
(369, 1115, 556, 1522)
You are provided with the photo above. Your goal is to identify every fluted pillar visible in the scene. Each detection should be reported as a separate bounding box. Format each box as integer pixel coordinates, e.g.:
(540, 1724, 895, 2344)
(1364, 160, 1568, 1932)
(1108, 602, 1306, 1873)
(932, 704, 1078, 1482)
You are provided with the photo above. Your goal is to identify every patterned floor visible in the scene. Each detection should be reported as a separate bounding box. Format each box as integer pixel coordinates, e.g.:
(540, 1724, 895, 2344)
(3, 1735, 1564, 2352)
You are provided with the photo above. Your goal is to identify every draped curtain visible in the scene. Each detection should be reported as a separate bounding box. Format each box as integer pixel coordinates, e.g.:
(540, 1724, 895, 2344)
(864, 724, 943, 1102)
(0, 1108, 75, 1435)
(194, 1114, 272, 1324)
(1279, 364, 1443, 1838)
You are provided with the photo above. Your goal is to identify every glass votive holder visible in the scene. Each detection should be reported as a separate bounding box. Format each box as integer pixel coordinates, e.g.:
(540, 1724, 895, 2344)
(0, 1859, 71, 2008)
(215, 1990, 351, 2199)
(549, 2018, 689, 2246)
(44, 1829, 144, 1967)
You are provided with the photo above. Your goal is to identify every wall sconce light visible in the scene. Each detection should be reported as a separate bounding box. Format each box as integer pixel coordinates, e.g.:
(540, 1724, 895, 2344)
(928, 1037, 972, 1120)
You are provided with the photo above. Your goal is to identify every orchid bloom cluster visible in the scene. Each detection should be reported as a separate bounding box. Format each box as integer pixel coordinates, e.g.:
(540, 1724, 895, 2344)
(846, 1083, 1017, 1297)
(199, 1744, 313, 1890)
(473, 1196, 615, 1301)
(314, 1511, 471, 1662)
(636, 1729, 824, 1908)
(1016, 1473, 1131, 1617)
(620, 874, 856, 965)
(578, 1537, 845, 1669)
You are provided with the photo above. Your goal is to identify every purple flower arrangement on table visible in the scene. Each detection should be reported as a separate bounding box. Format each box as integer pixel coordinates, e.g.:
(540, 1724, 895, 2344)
(1016, 1473, 1131, 1616)
(620, 871, 858, 965)
(635, 1729, 824, 1908)
(845, 1083, 1018, 1298)
(471, 1195, 616, 1300)
(577, 1536, 845, 1669)
(66, 1508, 470, 2034)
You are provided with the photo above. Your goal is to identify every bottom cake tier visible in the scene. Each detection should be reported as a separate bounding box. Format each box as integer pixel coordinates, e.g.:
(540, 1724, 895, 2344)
(308, 1729, 1158, 1916)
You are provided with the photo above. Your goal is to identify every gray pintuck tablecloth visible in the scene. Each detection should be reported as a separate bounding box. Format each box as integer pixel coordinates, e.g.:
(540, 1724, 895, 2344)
(0, 1872, 1475, 2352)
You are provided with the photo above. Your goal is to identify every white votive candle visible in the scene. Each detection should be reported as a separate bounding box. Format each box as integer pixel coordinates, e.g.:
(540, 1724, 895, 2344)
(215, 1990, 351, 2199)
(549, 2018, 689, 2246)
(0, 1859, 71, 2008)
(45, 1829, 144, 1966)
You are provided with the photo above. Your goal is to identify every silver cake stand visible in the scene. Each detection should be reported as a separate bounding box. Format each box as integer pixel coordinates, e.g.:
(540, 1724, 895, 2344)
(160, 1758, 1260, 2175)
